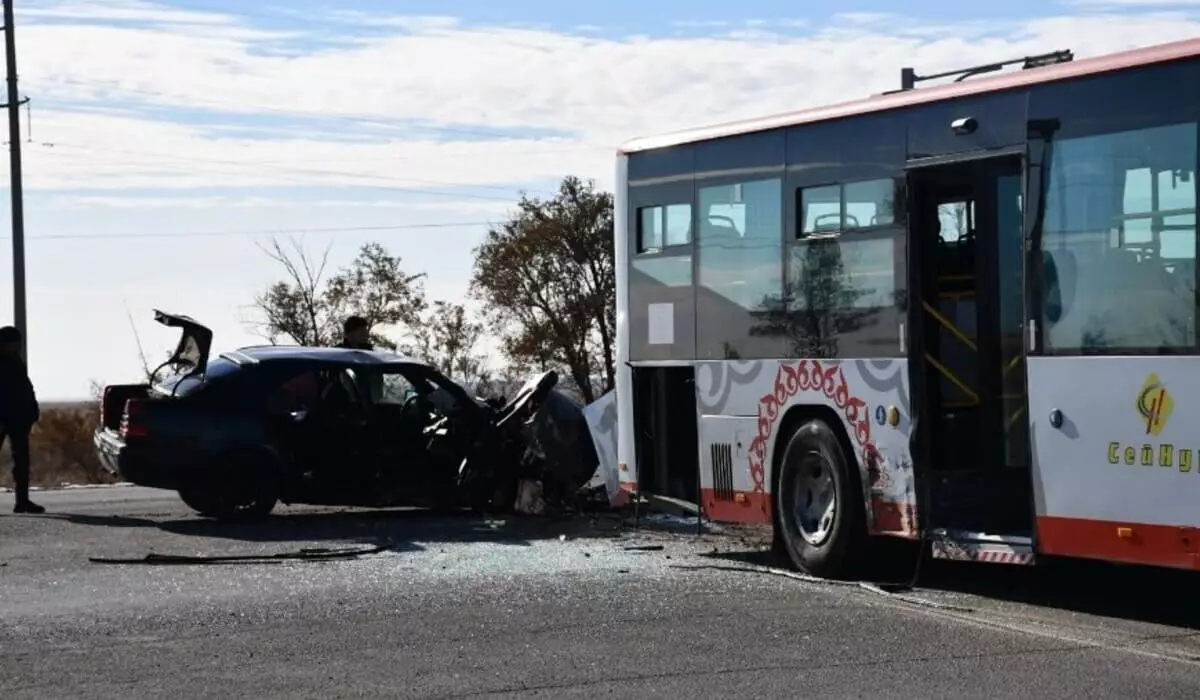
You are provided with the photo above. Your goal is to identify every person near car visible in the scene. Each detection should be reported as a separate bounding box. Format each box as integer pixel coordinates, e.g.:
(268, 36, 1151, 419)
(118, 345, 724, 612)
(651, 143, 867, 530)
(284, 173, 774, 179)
(0, 325, 44, 514)
(338, 315, 373, 350)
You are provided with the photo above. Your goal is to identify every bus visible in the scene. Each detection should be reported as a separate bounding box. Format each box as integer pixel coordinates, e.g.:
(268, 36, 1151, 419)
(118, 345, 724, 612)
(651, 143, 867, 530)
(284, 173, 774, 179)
(612, 37, 1200, 578)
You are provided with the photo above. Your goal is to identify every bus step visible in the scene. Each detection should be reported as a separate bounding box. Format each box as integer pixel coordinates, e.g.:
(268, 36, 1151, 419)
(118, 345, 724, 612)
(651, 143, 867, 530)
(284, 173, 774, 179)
(929, 529, 1035, 566)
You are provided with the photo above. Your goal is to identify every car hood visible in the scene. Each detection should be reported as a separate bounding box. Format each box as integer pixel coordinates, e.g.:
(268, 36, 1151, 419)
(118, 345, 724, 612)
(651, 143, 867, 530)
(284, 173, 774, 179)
(496, 371, 601, 499)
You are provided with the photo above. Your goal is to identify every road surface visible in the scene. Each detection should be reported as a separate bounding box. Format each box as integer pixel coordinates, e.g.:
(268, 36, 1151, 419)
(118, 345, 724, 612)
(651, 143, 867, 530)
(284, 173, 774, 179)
(1, 487, 1199, 699)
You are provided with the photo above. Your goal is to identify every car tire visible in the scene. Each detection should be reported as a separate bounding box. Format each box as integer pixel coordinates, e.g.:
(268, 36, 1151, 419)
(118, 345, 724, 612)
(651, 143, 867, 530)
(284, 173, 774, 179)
(179, 452, 280, 521)
(775, 418, 866, 579)
(179, 483, 277, 521)
(177, 487, 221, 517)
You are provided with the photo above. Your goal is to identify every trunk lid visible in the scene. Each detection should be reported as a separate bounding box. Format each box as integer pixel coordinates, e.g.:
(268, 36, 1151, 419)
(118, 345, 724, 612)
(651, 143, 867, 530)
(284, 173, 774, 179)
(152, 309, 213, 378)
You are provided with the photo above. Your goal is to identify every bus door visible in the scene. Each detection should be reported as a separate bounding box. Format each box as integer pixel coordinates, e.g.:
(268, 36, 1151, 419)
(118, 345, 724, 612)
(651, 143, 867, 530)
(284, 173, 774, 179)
(906, 153, 1034, 538)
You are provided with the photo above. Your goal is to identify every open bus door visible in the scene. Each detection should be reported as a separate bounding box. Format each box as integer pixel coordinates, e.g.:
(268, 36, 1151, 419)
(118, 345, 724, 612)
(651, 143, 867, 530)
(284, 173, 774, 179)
(906, 151, 1037, 565)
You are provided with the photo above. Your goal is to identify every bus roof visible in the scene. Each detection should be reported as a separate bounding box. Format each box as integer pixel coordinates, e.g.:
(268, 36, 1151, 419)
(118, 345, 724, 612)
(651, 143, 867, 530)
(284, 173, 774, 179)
(618, 37, 1200, 155)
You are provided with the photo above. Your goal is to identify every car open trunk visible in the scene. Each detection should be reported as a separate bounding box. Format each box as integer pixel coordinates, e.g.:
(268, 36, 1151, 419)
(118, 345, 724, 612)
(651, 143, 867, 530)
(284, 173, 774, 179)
(98, 310, 214, 431)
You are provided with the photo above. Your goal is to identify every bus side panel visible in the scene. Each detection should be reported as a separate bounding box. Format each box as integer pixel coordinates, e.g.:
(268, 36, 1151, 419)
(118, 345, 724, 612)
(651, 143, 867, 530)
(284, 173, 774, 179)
(1027, 357, 1200, 570)
(694, 358, 918, 537)
(614, 153, 638, 497)
(699, 415, 770, 523)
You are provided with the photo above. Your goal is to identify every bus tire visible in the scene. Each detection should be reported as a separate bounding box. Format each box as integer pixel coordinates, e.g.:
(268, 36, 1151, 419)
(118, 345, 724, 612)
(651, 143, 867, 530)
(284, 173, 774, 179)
(775, 418, 865, 579)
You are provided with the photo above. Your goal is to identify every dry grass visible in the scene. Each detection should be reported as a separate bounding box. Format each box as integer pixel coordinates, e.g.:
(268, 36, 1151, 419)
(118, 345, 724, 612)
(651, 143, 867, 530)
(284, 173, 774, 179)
(0, 403, 116, 489)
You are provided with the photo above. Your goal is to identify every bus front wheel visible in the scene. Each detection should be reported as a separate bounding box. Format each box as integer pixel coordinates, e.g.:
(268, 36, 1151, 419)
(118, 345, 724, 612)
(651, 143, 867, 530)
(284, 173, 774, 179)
(775, 418, 865, 579)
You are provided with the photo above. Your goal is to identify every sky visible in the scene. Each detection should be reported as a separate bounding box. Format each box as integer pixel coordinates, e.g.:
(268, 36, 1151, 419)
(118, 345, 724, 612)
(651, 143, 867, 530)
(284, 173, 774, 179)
(4, 0, 1200, 399)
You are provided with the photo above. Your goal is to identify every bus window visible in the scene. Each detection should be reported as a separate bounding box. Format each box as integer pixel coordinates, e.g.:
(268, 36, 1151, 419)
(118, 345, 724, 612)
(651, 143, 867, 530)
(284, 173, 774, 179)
(637, 204, 692, 253)
(695, 178, 783, 359)
(788, 179, 905, 358)
(1040, 121, 1198, 352)
(800, 178, 898, 235)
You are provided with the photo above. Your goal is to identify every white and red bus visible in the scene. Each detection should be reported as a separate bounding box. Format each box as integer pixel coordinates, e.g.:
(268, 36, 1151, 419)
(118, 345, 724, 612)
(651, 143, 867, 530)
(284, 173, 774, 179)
(612, 38, 1200, 577)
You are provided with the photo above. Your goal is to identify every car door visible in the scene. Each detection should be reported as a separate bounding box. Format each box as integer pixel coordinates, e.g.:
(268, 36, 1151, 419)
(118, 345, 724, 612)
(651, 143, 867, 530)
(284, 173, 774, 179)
(286, 366, 377, 498)
(363, 367, 455, 501)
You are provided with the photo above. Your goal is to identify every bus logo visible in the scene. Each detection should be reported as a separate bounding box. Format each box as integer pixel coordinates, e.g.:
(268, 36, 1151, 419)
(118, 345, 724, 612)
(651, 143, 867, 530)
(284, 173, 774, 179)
(1136, 373, 1173, 436)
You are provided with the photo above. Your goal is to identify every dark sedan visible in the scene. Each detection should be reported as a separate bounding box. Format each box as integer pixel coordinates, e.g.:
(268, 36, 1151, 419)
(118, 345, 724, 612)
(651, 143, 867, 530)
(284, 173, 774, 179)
(93, 310, 600, 520)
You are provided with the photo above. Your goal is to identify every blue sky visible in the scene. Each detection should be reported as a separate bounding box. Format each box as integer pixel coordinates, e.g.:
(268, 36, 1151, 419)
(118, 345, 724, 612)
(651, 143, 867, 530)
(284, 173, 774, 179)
(4, 0, 1199, 398)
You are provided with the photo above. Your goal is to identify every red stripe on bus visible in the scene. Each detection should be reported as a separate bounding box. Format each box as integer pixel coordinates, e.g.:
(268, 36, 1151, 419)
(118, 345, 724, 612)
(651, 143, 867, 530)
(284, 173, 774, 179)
(870, 498, 919, 539)
(701, 489, 772, 524)
(1036, 516, 1200, 570)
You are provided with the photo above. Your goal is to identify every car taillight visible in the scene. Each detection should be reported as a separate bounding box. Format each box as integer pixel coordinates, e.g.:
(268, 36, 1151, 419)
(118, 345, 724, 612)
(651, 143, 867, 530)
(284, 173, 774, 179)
(119, 398, 147, 438)
(100, 386, 110, 426)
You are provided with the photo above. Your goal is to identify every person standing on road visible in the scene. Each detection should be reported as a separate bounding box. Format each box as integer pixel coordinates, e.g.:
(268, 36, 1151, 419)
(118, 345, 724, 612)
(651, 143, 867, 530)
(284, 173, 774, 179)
(0, 326, 44, 514)
(337, 315, 373, 350)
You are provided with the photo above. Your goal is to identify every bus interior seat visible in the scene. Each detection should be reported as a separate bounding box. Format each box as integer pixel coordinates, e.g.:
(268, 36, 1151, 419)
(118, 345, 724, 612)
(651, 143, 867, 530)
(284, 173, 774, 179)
(1049, 242, 1189, 348)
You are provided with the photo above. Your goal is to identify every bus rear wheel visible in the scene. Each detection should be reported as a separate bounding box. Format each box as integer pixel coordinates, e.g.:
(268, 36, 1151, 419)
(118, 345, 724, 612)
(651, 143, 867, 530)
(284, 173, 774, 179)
(775, 418, 865, 579)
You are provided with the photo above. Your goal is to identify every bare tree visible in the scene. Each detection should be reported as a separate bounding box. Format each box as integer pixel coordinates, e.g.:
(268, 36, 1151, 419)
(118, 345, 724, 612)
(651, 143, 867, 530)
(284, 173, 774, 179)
(252, 236, 427, 349)
(253, 237, 335, 346)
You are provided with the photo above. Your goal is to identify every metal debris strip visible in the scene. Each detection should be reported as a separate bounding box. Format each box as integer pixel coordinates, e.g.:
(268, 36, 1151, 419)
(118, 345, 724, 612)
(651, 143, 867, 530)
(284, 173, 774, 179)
(670, 563, 976, 614)
(88, 542, 392, 566)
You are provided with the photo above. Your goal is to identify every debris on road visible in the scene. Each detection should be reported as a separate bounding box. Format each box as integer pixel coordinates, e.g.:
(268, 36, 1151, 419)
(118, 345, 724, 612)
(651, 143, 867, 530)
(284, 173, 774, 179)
(623, 544, 665, 552)
(88, 542, 391, 565)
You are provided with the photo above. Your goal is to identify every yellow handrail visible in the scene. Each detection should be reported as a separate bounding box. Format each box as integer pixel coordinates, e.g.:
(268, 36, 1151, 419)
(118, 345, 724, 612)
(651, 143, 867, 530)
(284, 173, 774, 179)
(921, 300, 978, 352)
(924, 352, 981, 405)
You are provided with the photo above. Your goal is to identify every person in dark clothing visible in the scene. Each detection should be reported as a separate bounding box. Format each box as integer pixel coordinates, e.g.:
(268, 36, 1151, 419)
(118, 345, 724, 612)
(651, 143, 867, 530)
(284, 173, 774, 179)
(0, 325, 43, 514)
(337, 315, 373, 350)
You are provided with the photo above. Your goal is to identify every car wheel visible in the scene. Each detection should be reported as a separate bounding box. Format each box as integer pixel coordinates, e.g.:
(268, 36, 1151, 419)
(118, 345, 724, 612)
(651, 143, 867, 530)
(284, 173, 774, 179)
(180, 453, 280, 521)
(775, 418, 865, 579)
(179, 483, 277, 520)
(177, 486, 221, 517)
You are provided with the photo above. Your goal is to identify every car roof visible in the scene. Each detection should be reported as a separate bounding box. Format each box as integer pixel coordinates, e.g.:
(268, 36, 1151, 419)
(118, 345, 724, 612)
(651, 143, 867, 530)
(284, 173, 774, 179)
(618, 37, 1200, 154)
(219, 345, 429, 368)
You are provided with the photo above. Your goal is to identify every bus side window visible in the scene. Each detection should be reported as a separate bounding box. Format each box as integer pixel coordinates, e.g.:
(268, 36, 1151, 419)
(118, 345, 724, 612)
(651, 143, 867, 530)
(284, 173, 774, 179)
(637, 204, 692, 253)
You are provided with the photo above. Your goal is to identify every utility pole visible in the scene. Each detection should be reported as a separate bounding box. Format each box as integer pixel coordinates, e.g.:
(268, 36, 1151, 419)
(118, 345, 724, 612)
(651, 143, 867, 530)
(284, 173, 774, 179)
(2, 0, 26, 359)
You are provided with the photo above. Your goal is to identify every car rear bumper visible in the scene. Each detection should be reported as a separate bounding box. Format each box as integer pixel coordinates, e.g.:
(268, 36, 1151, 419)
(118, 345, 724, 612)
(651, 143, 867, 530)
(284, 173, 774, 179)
(92, 429, 207, 490)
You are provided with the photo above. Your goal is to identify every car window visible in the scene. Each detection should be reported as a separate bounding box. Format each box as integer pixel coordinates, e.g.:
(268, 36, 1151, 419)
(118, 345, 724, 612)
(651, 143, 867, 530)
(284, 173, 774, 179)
(153, 357, 240, 397)
(364, 371, 416, 404)
(267, 368, 321, 413)
(384, 373, 416, 403)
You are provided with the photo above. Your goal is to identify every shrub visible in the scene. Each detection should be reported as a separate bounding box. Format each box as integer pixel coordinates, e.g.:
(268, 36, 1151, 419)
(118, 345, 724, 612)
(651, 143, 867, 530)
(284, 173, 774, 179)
(0, 403, 114, 488)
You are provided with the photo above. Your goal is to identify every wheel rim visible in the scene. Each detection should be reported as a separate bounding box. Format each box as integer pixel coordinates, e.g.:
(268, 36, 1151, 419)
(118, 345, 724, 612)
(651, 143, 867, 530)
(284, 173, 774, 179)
(792, 452, 836, 546)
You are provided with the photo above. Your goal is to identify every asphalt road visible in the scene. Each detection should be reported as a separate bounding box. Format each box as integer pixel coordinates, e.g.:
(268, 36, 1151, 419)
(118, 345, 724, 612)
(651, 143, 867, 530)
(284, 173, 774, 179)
(2, 487, 1200, 699)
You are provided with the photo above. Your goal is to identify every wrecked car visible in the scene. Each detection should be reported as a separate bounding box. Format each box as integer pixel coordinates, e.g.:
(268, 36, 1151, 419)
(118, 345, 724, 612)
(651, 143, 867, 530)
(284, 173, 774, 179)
(93, 310, 602, 520)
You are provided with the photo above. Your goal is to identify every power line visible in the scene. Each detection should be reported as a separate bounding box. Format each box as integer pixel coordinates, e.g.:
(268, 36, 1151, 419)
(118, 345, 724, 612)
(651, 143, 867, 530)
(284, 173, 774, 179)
(41, 141, 554, 198)
(0, 220, 496, 242)
(28, 145, 534, 202)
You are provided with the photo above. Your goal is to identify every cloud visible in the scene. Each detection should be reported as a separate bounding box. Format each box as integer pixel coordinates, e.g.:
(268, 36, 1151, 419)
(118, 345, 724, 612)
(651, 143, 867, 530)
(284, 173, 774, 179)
(12, 4, 1200, 201)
